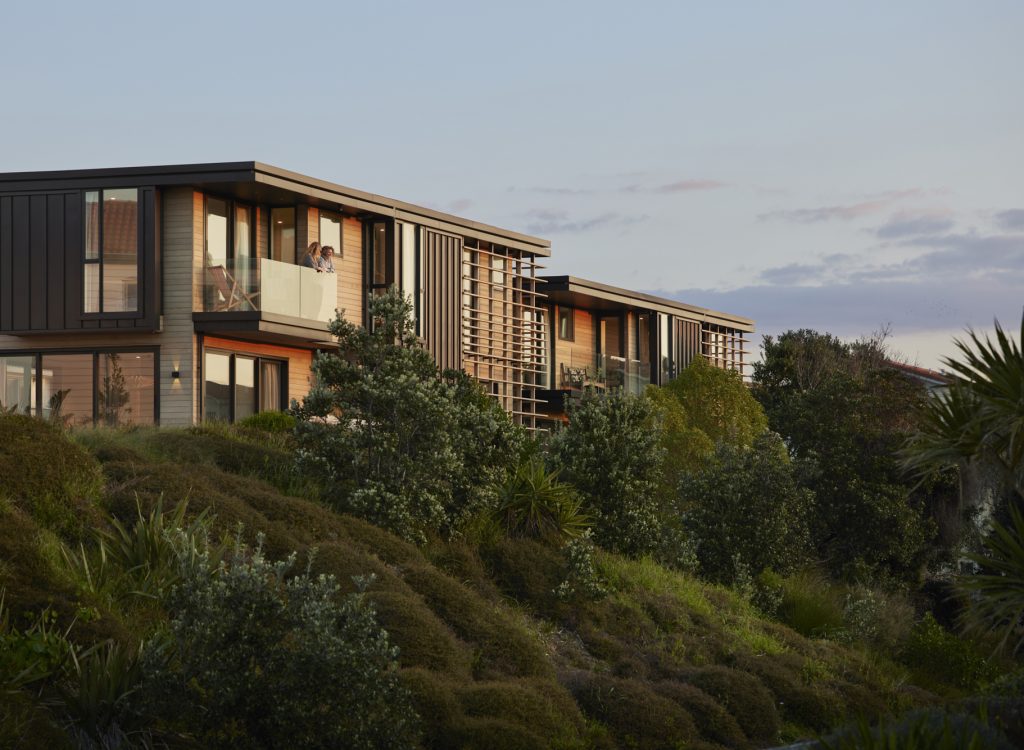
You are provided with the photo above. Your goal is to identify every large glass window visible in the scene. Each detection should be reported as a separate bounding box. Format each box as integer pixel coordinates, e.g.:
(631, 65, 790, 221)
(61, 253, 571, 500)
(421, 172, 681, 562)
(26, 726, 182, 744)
(204, 350, 285, 423)
(204, 351, 232, 422)
(399, 223, 419, 331)
(658, 313, 673, 383)
(319, 212, 342, 257)
(204, 198, 256, 312)
(98, 352, 155, 426)
(0, 356, 35, 415)
(234, 356, 256, 422)
(637, 313, 652, 365)
(83, 188, 139, 314)
(40, 354, 94, 427)
(1, 350, 156, 425)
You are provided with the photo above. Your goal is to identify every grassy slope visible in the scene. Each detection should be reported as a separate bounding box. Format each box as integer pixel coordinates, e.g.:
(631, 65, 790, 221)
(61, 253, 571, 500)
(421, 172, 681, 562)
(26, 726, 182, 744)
(0, 417, 958, 750)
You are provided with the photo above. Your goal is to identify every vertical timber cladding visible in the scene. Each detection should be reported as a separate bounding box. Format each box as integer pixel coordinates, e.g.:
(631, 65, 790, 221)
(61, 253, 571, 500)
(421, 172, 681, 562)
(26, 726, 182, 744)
(420, 228, 463, 372)
(460, 237, 544, 429)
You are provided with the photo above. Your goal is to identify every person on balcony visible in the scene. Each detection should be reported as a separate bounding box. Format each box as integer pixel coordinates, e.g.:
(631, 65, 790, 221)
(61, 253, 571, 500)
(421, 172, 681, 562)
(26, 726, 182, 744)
(319, 245, 336, 273)
(301, 242, 323, 272)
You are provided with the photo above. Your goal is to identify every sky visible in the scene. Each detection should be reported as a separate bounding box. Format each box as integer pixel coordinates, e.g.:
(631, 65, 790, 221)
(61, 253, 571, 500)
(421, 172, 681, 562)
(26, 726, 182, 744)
(2, 1, 1021, 368)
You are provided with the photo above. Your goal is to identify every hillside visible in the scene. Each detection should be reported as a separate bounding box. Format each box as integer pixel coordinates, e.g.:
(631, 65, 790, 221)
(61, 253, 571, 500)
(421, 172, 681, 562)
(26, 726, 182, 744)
(0, 415, 1013, 749)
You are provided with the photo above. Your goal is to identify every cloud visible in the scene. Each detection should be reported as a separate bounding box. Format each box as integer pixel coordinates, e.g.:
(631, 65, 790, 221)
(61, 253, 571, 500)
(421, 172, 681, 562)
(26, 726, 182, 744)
(447, 198, 474, 213)
(522, 209, 647, 235)
(995, 208, 1024, 230)
(759, 188, 926, 224)
(512, 178, 728, 196)
(874, 212, 955, 239)
(758, 262, 829, 285)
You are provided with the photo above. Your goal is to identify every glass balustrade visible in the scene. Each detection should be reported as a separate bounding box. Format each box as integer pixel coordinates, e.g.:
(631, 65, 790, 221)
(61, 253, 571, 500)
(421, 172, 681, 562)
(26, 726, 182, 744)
(202, 257, 336, 323)
(558, 352, 651, 395)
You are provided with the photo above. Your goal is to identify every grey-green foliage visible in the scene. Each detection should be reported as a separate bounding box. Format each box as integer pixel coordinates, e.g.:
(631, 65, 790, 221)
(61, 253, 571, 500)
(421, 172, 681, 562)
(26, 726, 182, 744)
(147, 531, 417, 750)
(550, 389, 665, 556)
(294, 287, 526, 543)
(678, 432, 813, 585)
(554, 529, 607, 601)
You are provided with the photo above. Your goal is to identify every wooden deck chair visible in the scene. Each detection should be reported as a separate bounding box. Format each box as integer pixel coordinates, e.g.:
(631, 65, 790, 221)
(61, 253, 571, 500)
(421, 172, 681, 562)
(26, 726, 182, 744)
(206, 265, 260, 311)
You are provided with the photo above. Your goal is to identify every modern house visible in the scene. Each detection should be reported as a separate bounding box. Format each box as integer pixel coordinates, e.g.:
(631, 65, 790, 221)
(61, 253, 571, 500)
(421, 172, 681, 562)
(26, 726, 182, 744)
(0, 162, 753, 431)
(0, 162, 548, 429)
(534, 276, 754, 425)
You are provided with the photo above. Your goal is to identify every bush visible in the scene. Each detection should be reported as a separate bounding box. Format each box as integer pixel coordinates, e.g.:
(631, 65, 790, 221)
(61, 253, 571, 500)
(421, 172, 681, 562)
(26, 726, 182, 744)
(776, 571, 846, 639)
(901, 613, 999, 691)
(818, 708, 1016, 750)
(684, 665, 780, 744)
(0, 414, 104, 538)
(678, 432, 813, 585)
(236, 410, 296, 434)
(550, 389, 665, 556)
(568, 672, 699, 750)
(495, 459, 589, 541)
(146, 531, 418, 749)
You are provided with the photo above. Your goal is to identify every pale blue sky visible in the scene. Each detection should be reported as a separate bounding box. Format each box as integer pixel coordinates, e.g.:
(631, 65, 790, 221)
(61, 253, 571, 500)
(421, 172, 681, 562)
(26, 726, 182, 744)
(2, 1, 1021, 366)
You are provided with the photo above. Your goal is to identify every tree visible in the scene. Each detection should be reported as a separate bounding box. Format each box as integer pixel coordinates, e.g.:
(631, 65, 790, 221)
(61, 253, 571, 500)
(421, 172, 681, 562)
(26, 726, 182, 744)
(753, 330, 937, 583)
(677, 432, 813, 585)
(549, 389, 664, 556)
(294, 288, 525, 544)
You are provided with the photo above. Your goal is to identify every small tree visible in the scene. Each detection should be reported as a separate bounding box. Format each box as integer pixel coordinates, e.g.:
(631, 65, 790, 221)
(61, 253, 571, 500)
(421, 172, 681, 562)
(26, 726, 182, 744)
(678, 432, 813, 585)
(294, 288, 524, 543)
(149, 532, 417, 750)
(550, 389, 664, 556)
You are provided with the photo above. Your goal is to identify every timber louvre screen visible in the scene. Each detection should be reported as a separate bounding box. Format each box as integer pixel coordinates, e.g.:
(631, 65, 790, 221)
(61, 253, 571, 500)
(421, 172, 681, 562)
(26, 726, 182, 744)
(461, 238, 545, 429)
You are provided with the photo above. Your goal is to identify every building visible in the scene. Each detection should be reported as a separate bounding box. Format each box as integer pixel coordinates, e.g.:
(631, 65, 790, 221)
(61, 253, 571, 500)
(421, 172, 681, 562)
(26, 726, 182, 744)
(0, 162, 548, 428)
(535, 276, 754, 425)
(0, 162, 753, 431)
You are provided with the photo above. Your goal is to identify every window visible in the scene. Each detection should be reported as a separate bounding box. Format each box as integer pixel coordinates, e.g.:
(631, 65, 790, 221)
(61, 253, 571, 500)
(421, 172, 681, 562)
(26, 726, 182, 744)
(319, 212, 342, 260)
(658, 313, 673, 383)
(84, 188, 139, 314)
(270, 207, 296, 264)
(3, 350, 156, 426)
(0, 356, 35, 415)
(399, 223, 419, 331)
(204, 197, 256, 311)
(637, 313, 652, 365)
(203, 349, 286, 423)
(557, 307, 574, 341)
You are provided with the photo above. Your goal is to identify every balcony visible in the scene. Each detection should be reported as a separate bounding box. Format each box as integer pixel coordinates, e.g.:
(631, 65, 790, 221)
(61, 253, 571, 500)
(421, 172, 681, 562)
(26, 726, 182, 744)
(194, 258, 337, 347)
(558, 353, 651, 396)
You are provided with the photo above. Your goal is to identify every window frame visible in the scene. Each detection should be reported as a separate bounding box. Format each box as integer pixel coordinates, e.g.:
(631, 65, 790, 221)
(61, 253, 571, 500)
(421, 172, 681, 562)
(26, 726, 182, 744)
(557, 306, 575, 342)
(200, 345, 288, 423)
(0, 346, 160, 425)
(82, 188, 143, 319)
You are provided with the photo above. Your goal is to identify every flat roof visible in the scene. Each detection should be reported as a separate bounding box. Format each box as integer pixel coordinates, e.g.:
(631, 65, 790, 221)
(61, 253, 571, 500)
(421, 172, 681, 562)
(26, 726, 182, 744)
(0, 161, 551, 256)
(541, 275, 755, 332)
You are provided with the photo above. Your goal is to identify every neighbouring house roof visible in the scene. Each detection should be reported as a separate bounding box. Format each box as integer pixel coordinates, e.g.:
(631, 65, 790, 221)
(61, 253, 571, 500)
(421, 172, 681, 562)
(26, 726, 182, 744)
(887, 360, 953, 388)
(0, 162, 551, 257)
(540, 275, 755, 332)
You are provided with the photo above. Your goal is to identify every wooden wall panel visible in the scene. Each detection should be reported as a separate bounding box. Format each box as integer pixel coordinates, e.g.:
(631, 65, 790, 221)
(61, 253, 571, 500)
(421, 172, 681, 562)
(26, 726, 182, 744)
(422, 228, 462, 372)
(553, 307, 594, 386)
(339, 217, 362, 325)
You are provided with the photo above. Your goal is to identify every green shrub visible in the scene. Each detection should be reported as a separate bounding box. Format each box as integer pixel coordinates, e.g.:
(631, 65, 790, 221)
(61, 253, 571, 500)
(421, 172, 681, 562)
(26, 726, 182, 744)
(402, 564, 552, 680)
(456, 679, 586, 746)
(678, 432, 813, 585)
(146, 531, 418, 749)
(0, 414, 104, 538)
(651, 680, 747, 748)
(901, 613, 999, 691)
(732, 653, 843, 732)
(368, 590, 472, 674)
(684, 665, 780, 744)
(555, 529, 608, 601)
(568, 672, 699, 750)
(777, 571, 847, 639)
(399, 668, 462, 747)
(550, 389, 665, 556)
(495, 459, 588, 541)
(236, 410, 296, 434)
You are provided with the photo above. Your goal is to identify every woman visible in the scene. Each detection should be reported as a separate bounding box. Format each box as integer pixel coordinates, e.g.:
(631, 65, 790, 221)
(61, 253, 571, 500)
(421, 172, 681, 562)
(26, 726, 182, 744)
(300, 242, 322, 271)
